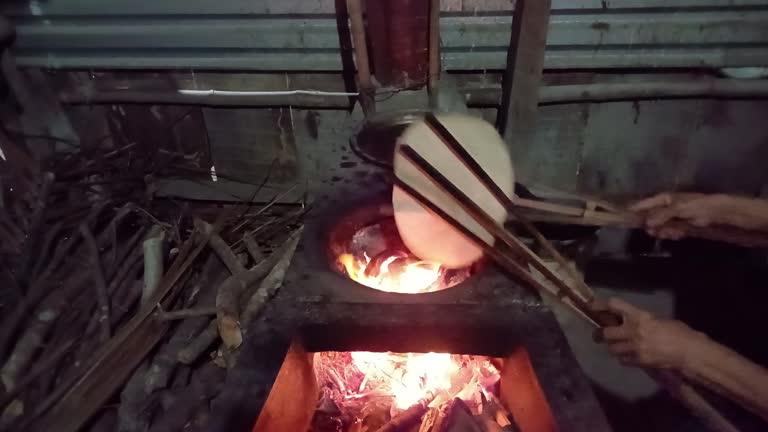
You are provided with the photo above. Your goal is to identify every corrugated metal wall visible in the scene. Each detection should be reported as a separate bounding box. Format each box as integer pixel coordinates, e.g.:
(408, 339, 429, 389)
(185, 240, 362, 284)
(4, 0, 768, 70)
(3, 0, 767, 199)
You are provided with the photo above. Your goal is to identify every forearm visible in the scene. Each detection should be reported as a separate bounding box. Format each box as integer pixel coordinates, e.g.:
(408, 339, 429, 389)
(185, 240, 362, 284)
(720, 195, 768, 232)
(681, 333, 768, 421)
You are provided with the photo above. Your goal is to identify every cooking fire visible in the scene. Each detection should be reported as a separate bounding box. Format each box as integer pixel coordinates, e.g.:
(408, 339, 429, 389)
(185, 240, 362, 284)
(311, 247, 503, 431)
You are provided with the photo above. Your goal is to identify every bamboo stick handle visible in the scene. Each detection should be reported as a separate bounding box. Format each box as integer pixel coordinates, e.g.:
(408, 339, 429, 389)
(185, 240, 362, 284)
(398, 176, 740, 432)
(515, 198, 768, 248)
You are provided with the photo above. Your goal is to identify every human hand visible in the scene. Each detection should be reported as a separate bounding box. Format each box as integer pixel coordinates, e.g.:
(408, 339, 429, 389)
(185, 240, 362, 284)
(593, 297, 707, 370)
(629, 192, 732, 239)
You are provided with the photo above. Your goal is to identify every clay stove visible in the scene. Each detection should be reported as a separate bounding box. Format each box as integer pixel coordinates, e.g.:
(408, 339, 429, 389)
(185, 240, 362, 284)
(208, 116, 611, 432)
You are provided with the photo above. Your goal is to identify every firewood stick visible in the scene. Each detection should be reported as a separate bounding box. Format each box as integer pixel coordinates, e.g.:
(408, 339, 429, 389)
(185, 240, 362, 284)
(148, 363, 226, 432)
(141, 225, 165, 306)
(114, 271, 192, 425)
(82, 253, 143, 339)
(117, 362, 151, 432)
(0, 305, 62, 424)
(156, 306, 217, 321)
(144, 315, 211, 394)
(33, 201, 109, 284)
(216, 228, 304, 350)
(0, 226, 83, 359)
(144, 280, 217, 395)
(17, 172, 54, 283)
(30, 228, 211, 432)
(196, 218, 246, 275)
(110, 248, 145, 294)
(240, 227, 303, 327)
(177, 320, 219, 365)
(481, 396, 520, 432)
(0, 218, 23, 253)
(0, 264, 88, 391)
(215, 278, 247, 349)
(110, 280, 142, 329)
(197, 218, 250, 349)
(0, 339, 75, 412)
(418, 406, 440, 432)
(29, 220, 64, 279)
(0, 304, 61, 390)
(374, 391, 436, 432)
(65, 224, 145, 365)
(95, 204, 133, 247)
(145, 256, 226, 393)
(96, 206, 140, 278)
(80, 224, 111, 341)
(243, 232, 264, 262)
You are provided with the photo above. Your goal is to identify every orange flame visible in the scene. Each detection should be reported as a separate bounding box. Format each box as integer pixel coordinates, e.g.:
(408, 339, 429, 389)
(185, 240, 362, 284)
(339, 253, 442, 294)
(336, 252, 497, 411)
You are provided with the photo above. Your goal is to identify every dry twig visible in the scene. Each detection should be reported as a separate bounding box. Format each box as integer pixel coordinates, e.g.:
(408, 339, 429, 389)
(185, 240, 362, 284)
(177, 320, 218, 365)
(217, 227, 303, 351)
(242, 232, 264, 262)
(156, 307, 217, 321)
(195, 218, 245, 275)
(30, 227, 209, 432)
(79, 224, 111, 341)
(241, 227, 303, 326)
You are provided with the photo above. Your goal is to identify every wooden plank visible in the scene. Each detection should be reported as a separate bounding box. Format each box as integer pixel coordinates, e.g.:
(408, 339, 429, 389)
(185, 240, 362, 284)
(496, 0, 551, 155)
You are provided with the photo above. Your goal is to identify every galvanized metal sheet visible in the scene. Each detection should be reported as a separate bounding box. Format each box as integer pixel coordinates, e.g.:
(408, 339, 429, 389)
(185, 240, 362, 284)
(14, 18, 341, 50)
(5, 1, 768, 70)
(441, 11, 768, 48)
(6, 0, 768, 15)
(517, 99, 768, 197)
(445, 48, 768, 70)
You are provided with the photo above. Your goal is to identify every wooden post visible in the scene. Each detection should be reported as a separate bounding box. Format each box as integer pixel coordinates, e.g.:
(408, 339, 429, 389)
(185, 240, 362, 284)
(496, 0, 551, 168)
(428, 0, 441, 90)
(346, 0, 371, 90)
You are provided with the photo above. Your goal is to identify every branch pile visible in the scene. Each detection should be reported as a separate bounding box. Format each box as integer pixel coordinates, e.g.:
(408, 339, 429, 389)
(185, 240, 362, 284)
(0, 140, 305, 432)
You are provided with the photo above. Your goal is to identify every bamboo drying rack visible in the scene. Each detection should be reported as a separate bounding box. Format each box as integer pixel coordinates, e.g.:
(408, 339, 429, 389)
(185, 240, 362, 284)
(393, 113, 741, 432)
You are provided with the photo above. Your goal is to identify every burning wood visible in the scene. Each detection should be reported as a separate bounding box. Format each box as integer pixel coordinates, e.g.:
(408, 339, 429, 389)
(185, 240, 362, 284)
(374, 392, 435, 432)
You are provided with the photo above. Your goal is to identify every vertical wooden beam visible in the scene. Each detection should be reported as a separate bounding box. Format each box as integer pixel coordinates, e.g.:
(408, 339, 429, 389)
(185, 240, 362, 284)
(496, 0, 551, 149)
(346, 0, 371, 90)
(428, 0, 441, 91)
(346, 0, 374, 113)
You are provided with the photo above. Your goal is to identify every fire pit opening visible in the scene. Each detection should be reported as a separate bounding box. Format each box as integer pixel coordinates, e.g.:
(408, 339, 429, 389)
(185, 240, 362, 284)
(250, 204, 558, 431)
(327, 202, 475, 295)
(252, 344, 558, 432)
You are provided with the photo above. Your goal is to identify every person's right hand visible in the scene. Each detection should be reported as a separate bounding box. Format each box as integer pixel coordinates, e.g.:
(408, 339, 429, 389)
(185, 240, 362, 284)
(593, 298, 707, 370)
(629, 192, 732, 239)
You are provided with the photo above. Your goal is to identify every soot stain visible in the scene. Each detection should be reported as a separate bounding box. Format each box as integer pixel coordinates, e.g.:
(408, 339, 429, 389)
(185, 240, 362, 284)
(340, 161, 357, 168)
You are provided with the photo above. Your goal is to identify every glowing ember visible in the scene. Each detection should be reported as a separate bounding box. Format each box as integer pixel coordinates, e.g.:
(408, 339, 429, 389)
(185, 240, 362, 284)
(318, 250, 499, 415)
(338, 253, 442, 294)
(350, 351, 458, 409)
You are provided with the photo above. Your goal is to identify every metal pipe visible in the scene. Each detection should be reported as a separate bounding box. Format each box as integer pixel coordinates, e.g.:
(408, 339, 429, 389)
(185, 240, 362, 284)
(60, 87, 356, 107)
(465, 78, 768, 105)
(59, 78, 768, 108)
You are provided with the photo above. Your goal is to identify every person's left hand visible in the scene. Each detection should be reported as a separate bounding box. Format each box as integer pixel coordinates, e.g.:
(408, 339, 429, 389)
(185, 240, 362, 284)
(593, 297, 707, 370)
